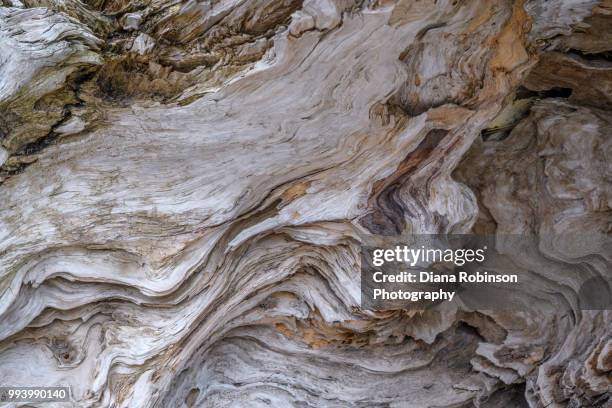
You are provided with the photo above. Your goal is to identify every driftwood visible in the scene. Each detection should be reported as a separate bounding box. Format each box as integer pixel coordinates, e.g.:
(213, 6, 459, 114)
(0, 0, 610, 406)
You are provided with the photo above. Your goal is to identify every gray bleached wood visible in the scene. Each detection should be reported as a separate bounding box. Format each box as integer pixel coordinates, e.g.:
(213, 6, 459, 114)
(0, 0, 610, 407)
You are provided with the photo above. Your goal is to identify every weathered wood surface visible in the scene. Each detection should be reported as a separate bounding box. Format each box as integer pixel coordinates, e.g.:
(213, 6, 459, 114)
(0, 0, 610, 407)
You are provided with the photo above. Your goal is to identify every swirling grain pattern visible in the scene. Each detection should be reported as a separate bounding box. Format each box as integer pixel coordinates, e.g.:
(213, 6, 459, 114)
(0, 0, 610, 407)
